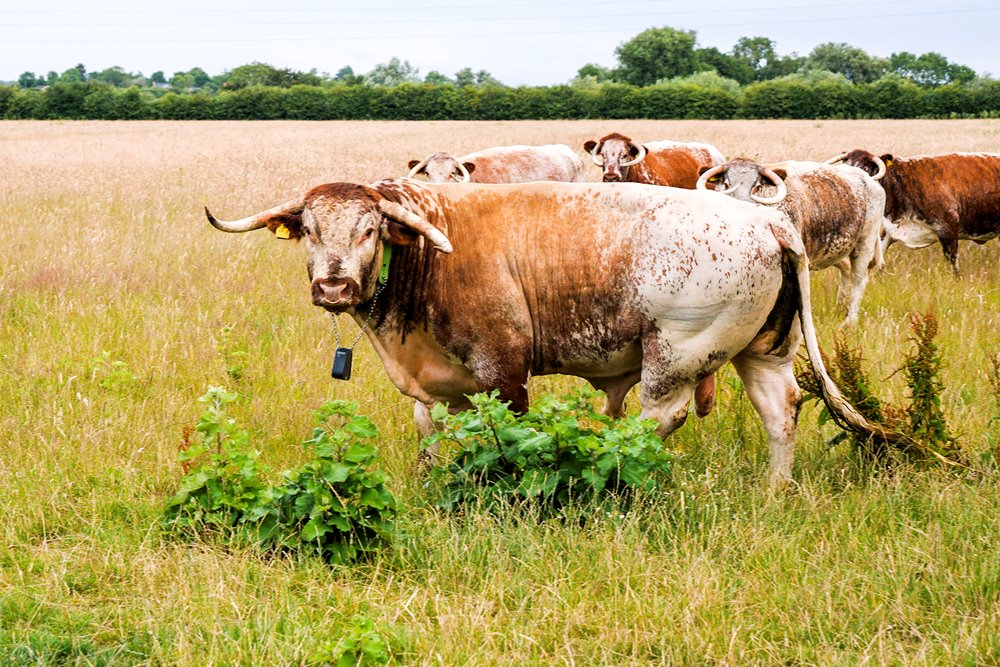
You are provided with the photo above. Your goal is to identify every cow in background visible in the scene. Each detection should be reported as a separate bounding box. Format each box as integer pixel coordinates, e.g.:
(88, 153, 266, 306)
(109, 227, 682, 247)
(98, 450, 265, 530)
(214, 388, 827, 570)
(827, 149, 1000, 274)
(406, 144, 586, 184)
(697, 158, 885, 326)
(582, 132, 725, 186)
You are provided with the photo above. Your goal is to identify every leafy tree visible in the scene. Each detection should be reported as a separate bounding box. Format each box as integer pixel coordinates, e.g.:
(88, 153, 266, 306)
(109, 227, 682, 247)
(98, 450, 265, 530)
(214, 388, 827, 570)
(17, 71, 38, 88)
(891, 51, 976, 86)
(150, 71, 166, 85)
(696, 46, 753, 85)
(169, 72, 195, 90)
(806, 42, 888, 84)
(60, 64, 86, 83)
(454, 67, 476, 87)
(334, 65, 364, 85)
(475, 69, 503, 86)
(90, 66, 132, 87)
(187, 67, 211, 88)
(576, 63, 613, 83)
(614, 26, 698, 86)
(366, 57, 420, 86)
(424, 70, 452, 85)
(46, 71, 59, 86)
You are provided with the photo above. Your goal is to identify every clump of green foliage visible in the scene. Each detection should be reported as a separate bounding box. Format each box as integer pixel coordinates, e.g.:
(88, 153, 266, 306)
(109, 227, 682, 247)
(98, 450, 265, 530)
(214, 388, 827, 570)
(422, 389, 672, 517)
(311, 615, 409, 667)
(162, 388, 398, 564)
(797, 312, 959, 464)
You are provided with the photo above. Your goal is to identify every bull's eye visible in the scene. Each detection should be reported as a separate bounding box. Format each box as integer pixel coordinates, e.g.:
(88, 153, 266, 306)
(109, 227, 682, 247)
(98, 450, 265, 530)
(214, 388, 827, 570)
(362, 228, 375, 241)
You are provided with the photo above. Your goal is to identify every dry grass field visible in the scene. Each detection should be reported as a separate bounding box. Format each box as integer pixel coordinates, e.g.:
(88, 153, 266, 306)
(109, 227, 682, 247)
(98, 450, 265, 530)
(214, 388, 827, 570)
(1, 119, 998, 665)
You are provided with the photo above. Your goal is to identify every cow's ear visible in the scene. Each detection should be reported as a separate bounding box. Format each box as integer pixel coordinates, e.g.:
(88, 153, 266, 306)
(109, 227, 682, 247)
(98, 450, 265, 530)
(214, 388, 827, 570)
(881, 153, 894, 167)
(381, 218, 419, 246)
(264, 212, 304, 240)
(628, 144, 642, 158)
(698, 166, 711, 176)
(771, 168, 787, 182)
(408, 159, 421, 170)
(463, 162, 476, 175)
(583, 140, 597, 152)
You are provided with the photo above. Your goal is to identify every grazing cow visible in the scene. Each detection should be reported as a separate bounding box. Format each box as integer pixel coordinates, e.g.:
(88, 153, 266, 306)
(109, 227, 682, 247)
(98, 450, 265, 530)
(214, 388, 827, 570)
(827, 149, 1000, 273)
(206, 179, 895, 486)
(696, 158, 885, 326)
(582, 133, 725, 185)
(406, 144, 586, 184)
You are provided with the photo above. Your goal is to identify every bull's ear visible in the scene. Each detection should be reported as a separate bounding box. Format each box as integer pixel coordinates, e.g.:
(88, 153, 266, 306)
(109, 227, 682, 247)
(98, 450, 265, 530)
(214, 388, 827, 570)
(408, 159, 421, 170)
(881, 153, 894, 167)
(698, 166, 711, 176)
(583, 140, 597, 152)
(771, 168, 788, 182)
(264, 212, 304, 240)
(628, 144, 642, 158)
(381, 219, 419, 246)
(463, 162, 476, 175)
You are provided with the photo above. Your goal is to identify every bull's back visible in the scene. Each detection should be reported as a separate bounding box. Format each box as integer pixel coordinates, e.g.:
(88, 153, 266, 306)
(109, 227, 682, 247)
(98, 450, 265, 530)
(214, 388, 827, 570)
(888, 154, 1000, 233)
(632, 147, 722, 188)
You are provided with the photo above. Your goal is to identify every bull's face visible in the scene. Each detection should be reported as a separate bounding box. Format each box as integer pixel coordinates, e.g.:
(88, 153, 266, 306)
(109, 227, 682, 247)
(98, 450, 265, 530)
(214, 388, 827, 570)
(407, 153, 476, 183)
(304, 196, 385, 312)
(205, 182, 453, 314)
(696, 160, 788, 205)
(583, 133, 646, 182)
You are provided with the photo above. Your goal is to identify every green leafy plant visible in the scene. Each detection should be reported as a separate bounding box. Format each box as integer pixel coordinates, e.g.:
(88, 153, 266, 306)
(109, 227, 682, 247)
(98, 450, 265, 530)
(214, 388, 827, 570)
(796, 312, 960, 464)
(311, 615, 404, 667)
(162, 390, 398, 564)
(422, 389, 672, 517)
(88, 350, 138, 391)
(215, 324, 248, 381)
(256, 401, 399, 564)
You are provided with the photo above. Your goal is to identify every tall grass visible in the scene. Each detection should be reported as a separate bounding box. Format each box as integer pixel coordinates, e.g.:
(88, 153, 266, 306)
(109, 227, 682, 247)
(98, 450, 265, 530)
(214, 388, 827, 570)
(1, 119, 997, 665)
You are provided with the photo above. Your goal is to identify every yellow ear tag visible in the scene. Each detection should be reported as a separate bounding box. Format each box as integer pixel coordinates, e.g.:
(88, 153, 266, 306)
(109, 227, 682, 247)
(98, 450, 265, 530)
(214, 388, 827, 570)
(275, 224, 291, 240)
(885, 159, 893, 167)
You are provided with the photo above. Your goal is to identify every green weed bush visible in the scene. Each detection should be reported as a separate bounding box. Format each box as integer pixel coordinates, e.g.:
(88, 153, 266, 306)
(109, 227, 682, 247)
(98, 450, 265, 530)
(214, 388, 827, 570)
(162, 388, 398, 564)
(422, 389, 672, 516)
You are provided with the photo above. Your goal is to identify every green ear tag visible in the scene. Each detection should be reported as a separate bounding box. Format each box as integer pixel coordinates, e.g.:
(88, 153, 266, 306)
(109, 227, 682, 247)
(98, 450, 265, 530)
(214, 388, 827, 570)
(378, 244, 392, 284)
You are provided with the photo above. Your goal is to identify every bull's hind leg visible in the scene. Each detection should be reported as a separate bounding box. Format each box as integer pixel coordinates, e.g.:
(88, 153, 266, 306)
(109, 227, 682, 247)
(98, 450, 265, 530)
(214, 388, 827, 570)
(587, 370, 641, 418)
(729, 347, 803, 488)
(638, 333, 701, 438)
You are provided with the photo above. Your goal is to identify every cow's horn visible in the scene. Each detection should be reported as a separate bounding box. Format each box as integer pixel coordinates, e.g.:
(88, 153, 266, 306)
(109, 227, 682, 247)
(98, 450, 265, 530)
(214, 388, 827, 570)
(407, 157, 430, 179)
(205, 198, 304, 233)
(824, 152, 848, 165)
(621, 142, 647, 167)
(455, 161, 471, 183)
(868, 154, 887, 180)
(695, 164, 726, 190)
(751, 167, 787, 205)
(378, 200, 453, 254)
(589, 145, 604, 167)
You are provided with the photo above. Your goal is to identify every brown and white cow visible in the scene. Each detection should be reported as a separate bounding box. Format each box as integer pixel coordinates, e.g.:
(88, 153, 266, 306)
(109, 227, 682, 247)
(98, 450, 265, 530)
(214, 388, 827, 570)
(828, 149, 1000, 273)
(696, 158, 886, 326)
(207, 179, 895, 486)
(582, 133, 725, 185)
(406, 144, 586, 184)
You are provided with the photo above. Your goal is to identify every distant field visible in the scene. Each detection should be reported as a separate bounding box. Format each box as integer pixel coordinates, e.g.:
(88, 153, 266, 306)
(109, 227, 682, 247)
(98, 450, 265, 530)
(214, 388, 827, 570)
(1, 119, 997, 665)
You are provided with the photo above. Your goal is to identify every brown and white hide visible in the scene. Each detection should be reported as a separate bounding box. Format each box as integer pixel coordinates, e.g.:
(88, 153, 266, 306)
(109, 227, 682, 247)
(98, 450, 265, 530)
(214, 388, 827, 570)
(406, 144, 586, 184)
(207, 179, 896, 486)
(698, 158, 885, 326)
(832, 149, 1000, 273)
(583, 133, 725, 186)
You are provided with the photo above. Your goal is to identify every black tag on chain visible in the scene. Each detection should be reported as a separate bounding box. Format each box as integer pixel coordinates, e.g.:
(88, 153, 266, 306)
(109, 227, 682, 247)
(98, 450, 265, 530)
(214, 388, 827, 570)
(331, 347, 353, 380)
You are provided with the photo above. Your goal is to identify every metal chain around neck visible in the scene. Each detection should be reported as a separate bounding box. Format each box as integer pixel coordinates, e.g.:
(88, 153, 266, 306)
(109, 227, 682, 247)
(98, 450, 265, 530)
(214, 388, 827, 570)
(330, 278, 388, 350)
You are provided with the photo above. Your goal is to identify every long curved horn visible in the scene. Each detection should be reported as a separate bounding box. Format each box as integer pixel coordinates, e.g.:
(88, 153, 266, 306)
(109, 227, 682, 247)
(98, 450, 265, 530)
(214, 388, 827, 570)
(454, 161, 471, 183)
(695, 164, 727, 191)
(750, 167, 787, 205)
(407, 156, 430, 179)
(205, 198, 304, 233)
(590, 145, 604, 166)
(868, 154, 887, 180)
(378, 200, 453, 254)
(620, 142, 647, 167)
(824, 152, 848, 165)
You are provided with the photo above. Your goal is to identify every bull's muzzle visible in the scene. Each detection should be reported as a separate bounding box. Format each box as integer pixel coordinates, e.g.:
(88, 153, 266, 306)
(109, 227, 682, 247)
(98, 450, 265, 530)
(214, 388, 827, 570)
(311, 277, 361, 312)
(602, 171, 623, 182)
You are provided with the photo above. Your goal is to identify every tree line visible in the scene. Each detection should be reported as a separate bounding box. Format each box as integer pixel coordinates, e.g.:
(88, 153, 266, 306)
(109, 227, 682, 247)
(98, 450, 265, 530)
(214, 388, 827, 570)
(3, 26, 996, 120)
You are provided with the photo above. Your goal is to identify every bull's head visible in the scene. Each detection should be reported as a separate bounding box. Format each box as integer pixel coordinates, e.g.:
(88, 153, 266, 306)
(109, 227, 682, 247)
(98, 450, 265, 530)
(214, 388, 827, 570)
(826, 149, 888, 180)
(407, 152, 476, 183)
(206, 183, 452, 313)
(582, 133, 647, 182)
(696, 159, 788, 205)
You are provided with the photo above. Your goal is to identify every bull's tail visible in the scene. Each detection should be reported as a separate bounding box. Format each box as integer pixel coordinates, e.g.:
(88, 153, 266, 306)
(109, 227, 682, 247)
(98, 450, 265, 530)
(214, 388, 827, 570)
(768, 222, 903, 443)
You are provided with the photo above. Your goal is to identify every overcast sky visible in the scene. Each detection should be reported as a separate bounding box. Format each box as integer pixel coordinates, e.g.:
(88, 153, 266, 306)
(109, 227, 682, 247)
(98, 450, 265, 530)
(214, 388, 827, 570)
(0, 0, 996, 85)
